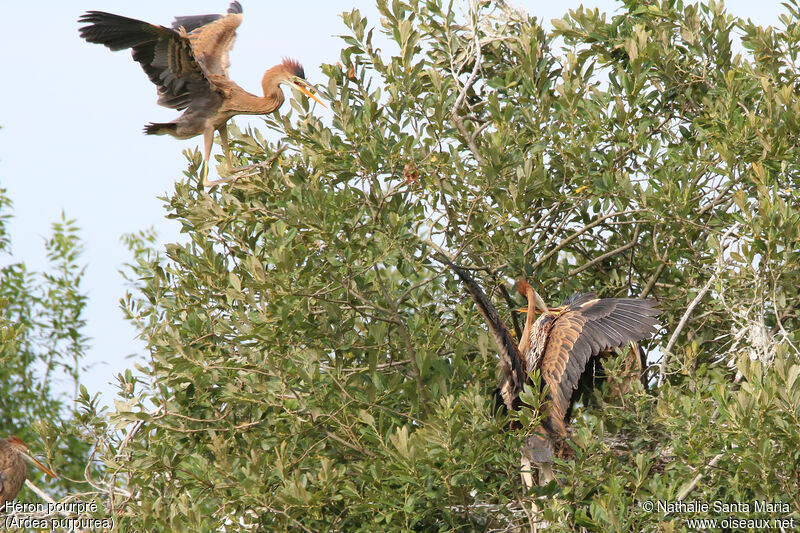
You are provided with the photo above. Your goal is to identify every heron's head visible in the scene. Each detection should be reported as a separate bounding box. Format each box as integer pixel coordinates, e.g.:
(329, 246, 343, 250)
(516, 278, 548, 314)
(273, 58, 326, 107)
(7, 436, 57, 479)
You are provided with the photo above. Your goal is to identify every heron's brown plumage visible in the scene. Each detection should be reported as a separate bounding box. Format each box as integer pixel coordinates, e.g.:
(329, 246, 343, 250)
(79, 3, 243, 110)
(78, 2, 323, 186)
(444, 258, 659, 484)
(0, 438, 27, 506)
(0, 436, 56, 506)
(179, 4, 242, 79)
(525, 295, 659, 435)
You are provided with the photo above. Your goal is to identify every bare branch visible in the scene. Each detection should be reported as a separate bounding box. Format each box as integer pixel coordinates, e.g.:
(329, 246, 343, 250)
(531, 210, 641, 271)
(676, 450, 725, 500)
(450, 12, 486, 165)
(24, 479, 56, 504)
(568, 224, 641, 278)
(658, 224, 740, 386)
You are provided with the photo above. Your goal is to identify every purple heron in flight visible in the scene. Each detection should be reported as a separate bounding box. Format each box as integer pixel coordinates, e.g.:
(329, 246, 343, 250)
(0, 436, 57, 506)
(442, 257, 659, 485)
(78, 2, 325, 186)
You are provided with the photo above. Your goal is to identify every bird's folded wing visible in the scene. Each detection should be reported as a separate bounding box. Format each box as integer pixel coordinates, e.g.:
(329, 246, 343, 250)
(540, 297, 659, 434)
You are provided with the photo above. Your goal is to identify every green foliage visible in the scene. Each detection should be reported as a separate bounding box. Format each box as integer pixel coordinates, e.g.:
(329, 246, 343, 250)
(84, 0, 800, 530)
(0, 191, 92, 499)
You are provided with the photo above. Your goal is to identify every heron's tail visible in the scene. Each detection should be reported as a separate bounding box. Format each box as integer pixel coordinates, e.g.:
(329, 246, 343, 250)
(143, 123, 176, 136)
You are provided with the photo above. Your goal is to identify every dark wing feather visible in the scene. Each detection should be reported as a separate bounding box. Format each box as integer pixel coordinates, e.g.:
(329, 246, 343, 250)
(79, 11, 214, 110)
(171, 1, 240, 32)
(172, 1, 242, 32)
(441, 257, 525, 411)
(539, 296, 659, 434)
(172, 14, 222, 32)
(560, 292, 597, 307)
(78, 7, 239, 111)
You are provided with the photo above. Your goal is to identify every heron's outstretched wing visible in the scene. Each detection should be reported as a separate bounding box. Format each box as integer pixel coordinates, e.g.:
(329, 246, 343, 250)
(538, 295, 659, 434)
(181, 2, 242, 79)
(442, 258, 525, 411)
(78, 5, 240, 110)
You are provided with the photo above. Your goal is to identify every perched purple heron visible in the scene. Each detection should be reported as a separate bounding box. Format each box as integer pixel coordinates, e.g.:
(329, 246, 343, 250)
(443, 257, 659, 485)
(78, 2, 325, 186)
(0, 436, 57, 506)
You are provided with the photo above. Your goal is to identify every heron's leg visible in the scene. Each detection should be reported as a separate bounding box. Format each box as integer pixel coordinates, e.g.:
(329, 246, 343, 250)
(538, 462, 555, 485)
(520, 454, 535, 491)
(201, 127, 214, 187)
(520, 454, 544, 529)
(218, 125, 233, 171)
(203, 127, 237, 187)
(227, 145, 288, 172)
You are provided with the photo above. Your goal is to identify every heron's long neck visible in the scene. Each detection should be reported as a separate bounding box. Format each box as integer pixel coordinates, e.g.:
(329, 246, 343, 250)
(257, 68, 287, 113)
(215, 82, 282, 116)
(218, 71, 285, 115)
(518, 288, 537, 356)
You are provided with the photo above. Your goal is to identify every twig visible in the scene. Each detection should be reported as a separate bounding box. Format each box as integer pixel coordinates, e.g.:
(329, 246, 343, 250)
(770, 277, 800, 356)
(658, 224, 740, 386)
(640, 231, 677, 298)
(450, 18, 485, 165)
(531, 210, 641, 271)
(332, 360, 411, 374)
(676, 450, 725, 500)
(323, 429, 376, 458)
(24, 479, 56, 504)
(657, 269, 716, 387)
(372, 265, 432, 414)
(568, 224, 641, 278)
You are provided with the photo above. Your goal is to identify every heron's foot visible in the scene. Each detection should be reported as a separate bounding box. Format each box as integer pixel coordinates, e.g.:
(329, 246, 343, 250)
(208, 164, 268, 186)
(217, 162, 238, 177)
(230, 145, 288, 173)
(202, 146, 288, 187)
(202, 161, 238, 188)
(215, 146, 289, 182)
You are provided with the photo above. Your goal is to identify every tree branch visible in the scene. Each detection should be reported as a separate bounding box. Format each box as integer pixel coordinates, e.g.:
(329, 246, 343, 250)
(450, 21, 485, 165)
(568, 224, 641, 278)
(531, 210, 641, 271)
(658, 224, 740, 386)
(676, 450, 725, 500)
(373, 265, 432, 415)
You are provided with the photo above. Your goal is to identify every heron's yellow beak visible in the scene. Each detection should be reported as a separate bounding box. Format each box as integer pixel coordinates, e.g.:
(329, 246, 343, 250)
(531, 290, 548, 314)
(23, 452, 58, 479)
(518, 307, 564, 315)
(292, 78, 327, 108)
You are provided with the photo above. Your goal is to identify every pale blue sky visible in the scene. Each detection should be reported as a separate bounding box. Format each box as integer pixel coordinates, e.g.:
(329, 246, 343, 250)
(0, 1, 787, 407)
